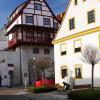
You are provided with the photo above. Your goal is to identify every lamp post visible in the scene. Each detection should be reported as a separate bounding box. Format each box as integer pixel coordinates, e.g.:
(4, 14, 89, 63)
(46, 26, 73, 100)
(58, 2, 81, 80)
(33, 57, 37, 84)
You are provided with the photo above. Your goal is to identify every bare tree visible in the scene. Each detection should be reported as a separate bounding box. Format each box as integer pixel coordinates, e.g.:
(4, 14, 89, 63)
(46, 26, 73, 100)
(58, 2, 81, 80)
(81, 45, 100, 92)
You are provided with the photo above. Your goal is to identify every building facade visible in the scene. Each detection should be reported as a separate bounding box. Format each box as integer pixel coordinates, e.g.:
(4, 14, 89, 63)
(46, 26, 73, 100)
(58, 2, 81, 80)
(5, 0, 59, 85)
(53, 0, 100, 87)
(0, 27, 8, 50)
(0, 51, 21, 87)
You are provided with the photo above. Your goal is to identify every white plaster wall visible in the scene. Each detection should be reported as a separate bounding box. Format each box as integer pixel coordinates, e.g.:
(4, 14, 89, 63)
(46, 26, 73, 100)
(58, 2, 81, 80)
(37, 16, 43, 26)
(56, 0, 100, 40)
(20, 45, 54, 84)
(7, 15, 21, 32)
(54, 31, 100, 87)
(0, 51, 20, 86)
(23, 9, 34, 14)
(42, 11, 52, 16)
(22, 14, 34, 25)
(34, 15, 37, 26)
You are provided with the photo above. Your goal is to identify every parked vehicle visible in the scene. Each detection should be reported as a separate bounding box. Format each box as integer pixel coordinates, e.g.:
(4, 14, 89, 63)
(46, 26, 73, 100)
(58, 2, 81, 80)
(35, 79, 55, 88)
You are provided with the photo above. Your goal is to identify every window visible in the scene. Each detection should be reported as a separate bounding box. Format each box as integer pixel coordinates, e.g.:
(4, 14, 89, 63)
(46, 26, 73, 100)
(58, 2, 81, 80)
(83, 0, 86, 2)
(43, 18, 50, 26)
(4, 76, 7, 79)
(88, 10, 95, 24)
(8, 64, 14, 67)
(26, 31, 33, 41)
(61, 66, 67, 78)
(69, 18, 75, 30)
(26, 16, 33, 23)
(33, 48, 39, 54)
(60, 44, 66, 56)
(74, 0, 77, 5)
(74, 39, 81, 53)
(44, 48, 50, 54)
(34, 3, 42, 10)
(75, 65, 82, 78)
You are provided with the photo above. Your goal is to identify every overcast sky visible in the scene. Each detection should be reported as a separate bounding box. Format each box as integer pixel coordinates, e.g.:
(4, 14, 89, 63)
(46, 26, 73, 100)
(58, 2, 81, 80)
(0, 0, 69, 29)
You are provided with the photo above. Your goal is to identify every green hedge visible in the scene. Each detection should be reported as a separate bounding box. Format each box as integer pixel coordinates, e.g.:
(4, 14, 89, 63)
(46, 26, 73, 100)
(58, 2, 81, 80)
(68, 89, 100, 100)
(34, 86, 57, 93)
(27, 86, 57, 93)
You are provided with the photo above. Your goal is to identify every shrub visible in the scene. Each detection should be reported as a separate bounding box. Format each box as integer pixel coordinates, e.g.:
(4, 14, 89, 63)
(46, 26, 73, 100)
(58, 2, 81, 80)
(27, 87, 34, 93)
(33, 86, 46, 93)
(55, 83, 64, 91)
(68, 89, 100, 100)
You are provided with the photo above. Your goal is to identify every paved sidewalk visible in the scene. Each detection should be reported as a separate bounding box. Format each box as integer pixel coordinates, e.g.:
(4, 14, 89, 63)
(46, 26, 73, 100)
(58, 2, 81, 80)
(0, 87, 25, 95)
(24, 91, 70, 100)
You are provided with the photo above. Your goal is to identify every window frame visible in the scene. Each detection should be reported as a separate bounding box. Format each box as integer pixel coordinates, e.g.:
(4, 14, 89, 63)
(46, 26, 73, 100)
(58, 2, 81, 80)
(34, 3, 42, 11)
(26, 15, 34, 24)
(74, 0, 78, 5)
(60, 43, 67, 56)
(74, 39, 82, 53)
(44, 48, 50, 55)
(75, 64, 82, 79)
(61, 66, 68, 79)
(87, 10, 95, 24)
(69, 18, 75, 30)
(43, 18, 50, 26)
(33, 48, 39, 54)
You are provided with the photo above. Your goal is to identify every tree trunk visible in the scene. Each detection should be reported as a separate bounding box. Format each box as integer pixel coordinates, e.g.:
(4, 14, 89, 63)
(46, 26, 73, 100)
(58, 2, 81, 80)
(91, 64, 94, 92)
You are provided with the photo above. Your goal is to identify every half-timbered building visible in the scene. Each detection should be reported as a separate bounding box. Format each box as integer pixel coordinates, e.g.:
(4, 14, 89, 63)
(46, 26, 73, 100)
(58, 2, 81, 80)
(5, 0, 59, 85)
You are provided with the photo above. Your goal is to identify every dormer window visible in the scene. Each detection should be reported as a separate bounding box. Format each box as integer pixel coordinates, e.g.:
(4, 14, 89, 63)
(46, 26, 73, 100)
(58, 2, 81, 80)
(26, 16, 33, 23)
(34, 3, 42, 10)
(74, 0, 77, 5)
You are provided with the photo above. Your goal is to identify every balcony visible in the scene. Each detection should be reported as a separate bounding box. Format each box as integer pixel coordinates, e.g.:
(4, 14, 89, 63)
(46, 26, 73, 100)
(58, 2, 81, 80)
(22, 37, 53, 45)
(8, 37, 53, 48)
(8, 38, 17, 48)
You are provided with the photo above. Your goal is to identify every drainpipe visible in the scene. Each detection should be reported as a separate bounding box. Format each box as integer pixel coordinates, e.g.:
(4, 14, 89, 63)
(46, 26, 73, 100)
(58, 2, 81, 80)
(20, 48, 22, 85)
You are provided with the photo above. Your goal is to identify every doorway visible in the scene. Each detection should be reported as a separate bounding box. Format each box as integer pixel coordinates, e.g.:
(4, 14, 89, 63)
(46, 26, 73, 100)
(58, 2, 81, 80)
(0, 75, 2, 87)
(8, 71, 14, 87)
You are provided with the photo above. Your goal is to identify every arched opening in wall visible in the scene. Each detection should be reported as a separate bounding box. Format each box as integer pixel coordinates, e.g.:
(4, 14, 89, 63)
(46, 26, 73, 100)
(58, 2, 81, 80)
(8, 70, 14, 87)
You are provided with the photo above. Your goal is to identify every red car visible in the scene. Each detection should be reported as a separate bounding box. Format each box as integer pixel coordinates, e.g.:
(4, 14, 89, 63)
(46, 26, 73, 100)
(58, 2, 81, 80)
(35, 79, 55, 88)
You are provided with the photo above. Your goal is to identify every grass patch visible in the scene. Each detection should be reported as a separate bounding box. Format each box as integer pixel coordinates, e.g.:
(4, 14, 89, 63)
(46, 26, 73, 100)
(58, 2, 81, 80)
(68, 89, 100, 100)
